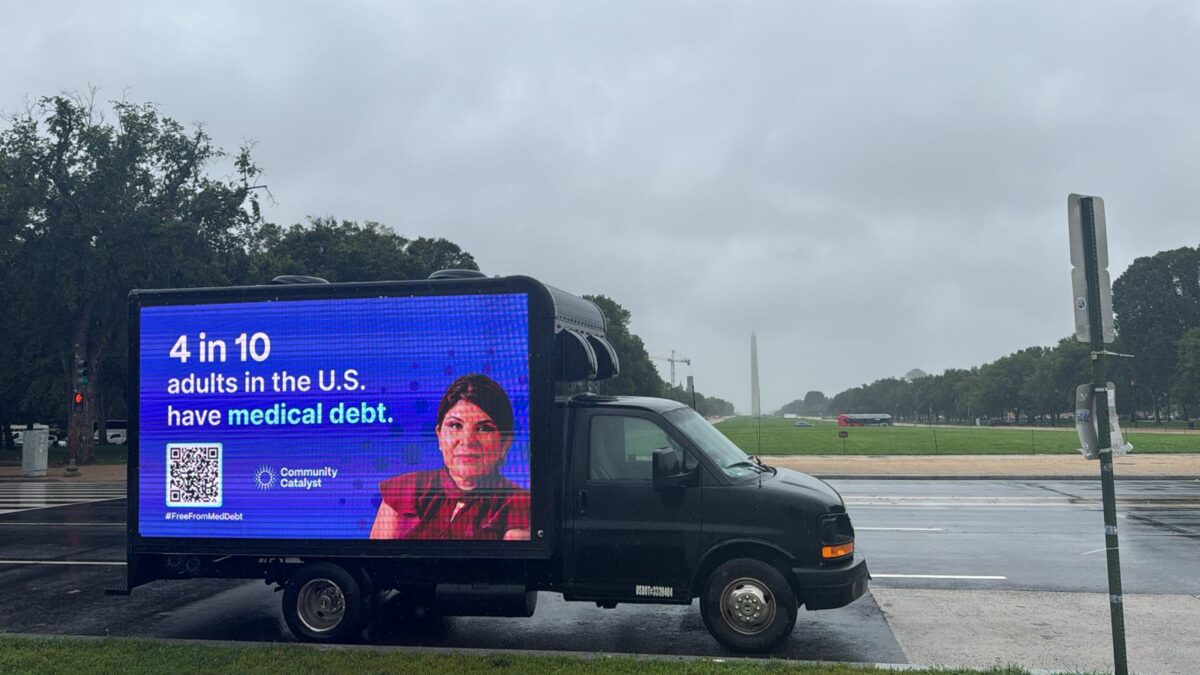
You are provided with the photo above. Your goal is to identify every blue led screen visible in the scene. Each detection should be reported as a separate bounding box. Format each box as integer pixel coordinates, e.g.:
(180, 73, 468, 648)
(137, 293, 531, 540)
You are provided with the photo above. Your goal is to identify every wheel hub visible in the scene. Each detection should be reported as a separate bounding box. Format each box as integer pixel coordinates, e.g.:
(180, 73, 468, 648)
(720, 577, 776, 635)
(296, 578, 346, 633)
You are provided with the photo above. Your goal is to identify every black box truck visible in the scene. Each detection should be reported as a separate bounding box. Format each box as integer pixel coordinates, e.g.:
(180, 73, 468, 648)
(113, 271, 868, 652)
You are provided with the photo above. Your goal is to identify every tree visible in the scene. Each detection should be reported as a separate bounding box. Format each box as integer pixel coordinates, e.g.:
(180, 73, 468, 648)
(778, 390, 827, 417)
(251, 217, 477, 283)
(911, 374, 941, 423)
(580, 294, 737, 410)
(0, 94, 264, 465)
(583, 295, 663, 398)
(661, 384, 735, 418)
(976, 353, 1025, 421)
(1113, 246, 1200, 422)
(829, 386, 863, 416)
(777, 399, 804, 416)
(801, 390, 828, 416)
(1174, 327, 1200, 419)
(828, 378, 914, 420)
(945, 368, 979, 421)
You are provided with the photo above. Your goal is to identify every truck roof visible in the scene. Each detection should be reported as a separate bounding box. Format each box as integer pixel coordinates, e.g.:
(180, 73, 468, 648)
(561, 394, 690, 414)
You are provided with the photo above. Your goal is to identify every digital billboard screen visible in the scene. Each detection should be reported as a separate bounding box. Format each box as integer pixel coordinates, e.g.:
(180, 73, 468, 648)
(136, 293, 531, 541)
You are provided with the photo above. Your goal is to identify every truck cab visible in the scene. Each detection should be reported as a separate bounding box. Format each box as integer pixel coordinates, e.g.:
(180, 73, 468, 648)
(557, 394, 867, 650)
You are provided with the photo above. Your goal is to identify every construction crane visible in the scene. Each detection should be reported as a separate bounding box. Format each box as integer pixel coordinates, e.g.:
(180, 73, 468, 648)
(650, 349, 691, 386)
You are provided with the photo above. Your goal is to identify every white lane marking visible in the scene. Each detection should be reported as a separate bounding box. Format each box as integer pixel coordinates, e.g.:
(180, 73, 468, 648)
(0, 497, 122, 516)
(857, 527, 946, 531)
(873, 574, 1007, 580)
(0, 559, 125, 566)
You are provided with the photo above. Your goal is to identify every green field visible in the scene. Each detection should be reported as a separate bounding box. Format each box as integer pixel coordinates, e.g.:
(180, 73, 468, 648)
(715, 417, 1200, 455)
(0, 635, 1039, 675)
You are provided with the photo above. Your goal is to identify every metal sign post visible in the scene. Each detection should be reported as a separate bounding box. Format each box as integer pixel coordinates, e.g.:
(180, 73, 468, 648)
(1068, 194, 1128, 675)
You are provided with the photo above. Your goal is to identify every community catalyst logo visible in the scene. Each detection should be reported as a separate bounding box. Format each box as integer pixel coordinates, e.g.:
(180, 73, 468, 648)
(255, 465, 276, 490)
(253, 465, 337, 490)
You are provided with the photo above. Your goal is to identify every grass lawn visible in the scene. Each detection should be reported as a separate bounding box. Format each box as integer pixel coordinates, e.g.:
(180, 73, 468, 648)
(716, 417, 1200, 455)
(0, 635, 1039, 675)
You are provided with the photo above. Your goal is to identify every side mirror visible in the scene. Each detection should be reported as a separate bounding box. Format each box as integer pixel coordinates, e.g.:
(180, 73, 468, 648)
(652, 448, 684, 490)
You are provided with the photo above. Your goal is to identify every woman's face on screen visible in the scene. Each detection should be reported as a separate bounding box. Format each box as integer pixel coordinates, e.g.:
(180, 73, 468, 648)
(437, 399, 512, 488)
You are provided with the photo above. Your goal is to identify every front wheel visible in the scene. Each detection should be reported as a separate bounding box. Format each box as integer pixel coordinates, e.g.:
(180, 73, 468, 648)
(282, 562, 366, 643)
(700, 558, 797, 653)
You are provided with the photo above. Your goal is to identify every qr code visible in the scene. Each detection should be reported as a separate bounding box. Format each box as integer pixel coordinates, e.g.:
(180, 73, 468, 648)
(166, 443, 223, 507)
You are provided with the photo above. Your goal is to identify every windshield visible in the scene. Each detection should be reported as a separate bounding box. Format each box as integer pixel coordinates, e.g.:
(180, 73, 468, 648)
(663, 407, 759, 480)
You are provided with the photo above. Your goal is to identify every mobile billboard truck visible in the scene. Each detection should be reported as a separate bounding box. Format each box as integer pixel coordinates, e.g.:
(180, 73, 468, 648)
(114, 271, 867, 652)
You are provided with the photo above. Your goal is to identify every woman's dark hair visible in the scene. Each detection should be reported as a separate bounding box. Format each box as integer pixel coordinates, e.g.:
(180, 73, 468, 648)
(436, 374, 514, 436)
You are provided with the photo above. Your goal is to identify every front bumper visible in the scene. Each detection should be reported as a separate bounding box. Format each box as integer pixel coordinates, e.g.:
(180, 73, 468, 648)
(791, 552, 870, 610)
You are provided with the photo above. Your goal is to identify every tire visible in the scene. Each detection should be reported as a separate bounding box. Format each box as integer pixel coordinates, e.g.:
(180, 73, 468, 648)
(700, 558, 798, 653)
(282, 562, 366, 643)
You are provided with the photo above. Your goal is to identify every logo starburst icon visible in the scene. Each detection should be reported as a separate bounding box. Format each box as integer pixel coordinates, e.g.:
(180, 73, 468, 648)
(255, 465, 276, 490)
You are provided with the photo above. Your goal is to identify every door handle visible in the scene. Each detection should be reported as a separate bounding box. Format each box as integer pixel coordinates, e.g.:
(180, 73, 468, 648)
(577, 489, 588, 515)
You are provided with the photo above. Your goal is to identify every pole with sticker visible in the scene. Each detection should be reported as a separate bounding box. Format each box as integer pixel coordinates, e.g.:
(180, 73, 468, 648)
(1068, 194, 1129, 675)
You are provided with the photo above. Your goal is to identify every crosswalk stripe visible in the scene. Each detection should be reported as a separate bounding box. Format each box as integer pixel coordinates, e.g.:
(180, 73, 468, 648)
(0, 482, 127, 516)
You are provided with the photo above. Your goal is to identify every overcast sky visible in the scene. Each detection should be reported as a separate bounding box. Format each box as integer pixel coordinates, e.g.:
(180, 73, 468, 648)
(6, 1, 1199, 411)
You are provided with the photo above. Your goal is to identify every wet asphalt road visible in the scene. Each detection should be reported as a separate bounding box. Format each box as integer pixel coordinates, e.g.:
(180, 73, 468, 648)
(1, 478, 1197, 663)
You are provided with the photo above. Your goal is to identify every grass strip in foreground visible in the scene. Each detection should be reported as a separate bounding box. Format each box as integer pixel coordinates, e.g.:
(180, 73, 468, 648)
(0, 635, 1043, 675)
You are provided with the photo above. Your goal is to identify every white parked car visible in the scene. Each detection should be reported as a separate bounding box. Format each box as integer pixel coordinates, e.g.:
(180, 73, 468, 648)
(92, 420, 128, 445)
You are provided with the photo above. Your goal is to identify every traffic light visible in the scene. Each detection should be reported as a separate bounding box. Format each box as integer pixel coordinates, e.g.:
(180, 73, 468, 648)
(76, 356, 89, 386)
(73, 391, 84, 409)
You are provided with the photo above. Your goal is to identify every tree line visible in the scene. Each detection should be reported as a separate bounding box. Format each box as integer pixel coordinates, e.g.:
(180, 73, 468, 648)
(780, 246, 1200, 425)
(0, 94, 732, 463)
(582, 296, 735, 418)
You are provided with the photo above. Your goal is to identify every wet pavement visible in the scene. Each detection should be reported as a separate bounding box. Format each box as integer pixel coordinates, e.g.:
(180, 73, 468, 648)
(1, 478, 1197, 665)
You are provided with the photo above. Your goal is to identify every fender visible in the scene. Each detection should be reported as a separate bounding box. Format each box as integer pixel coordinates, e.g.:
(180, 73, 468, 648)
(690, 537, 798, 594)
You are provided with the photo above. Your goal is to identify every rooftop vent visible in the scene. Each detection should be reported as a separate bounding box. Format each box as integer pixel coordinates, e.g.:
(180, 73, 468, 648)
(271, 275, 329, 285)
(429, 269, 487, 280)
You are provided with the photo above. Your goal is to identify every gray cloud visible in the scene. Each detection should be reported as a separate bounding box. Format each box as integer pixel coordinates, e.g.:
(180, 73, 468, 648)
(6, 1, 1199, 410)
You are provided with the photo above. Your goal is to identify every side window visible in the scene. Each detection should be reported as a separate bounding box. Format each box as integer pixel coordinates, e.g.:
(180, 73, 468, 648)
(589, 415, 685, 482)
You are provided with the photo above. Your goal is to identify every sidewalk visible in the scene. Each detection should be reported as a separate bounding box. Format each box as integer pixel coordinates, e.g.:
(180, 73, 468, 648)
(3, 454, 1197, 481)
(0, 462, 127, 481)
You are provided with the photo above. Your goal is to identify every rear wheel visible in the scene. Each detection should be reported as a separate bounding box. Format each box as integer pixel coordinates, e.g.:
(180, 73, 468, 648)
(700, 558, 797, 653)
(283, 562, 366, 643)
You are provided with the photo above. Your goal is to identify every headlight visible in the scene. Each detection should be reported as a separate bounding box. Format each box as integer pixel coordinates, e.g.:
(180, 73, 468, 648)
(817, 513, 855, 561)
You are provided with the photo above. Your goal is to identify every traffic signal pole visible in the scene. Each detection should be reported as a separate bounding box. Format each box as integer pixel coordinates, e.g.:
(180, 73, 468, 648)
(1080, 196, 1128, 675)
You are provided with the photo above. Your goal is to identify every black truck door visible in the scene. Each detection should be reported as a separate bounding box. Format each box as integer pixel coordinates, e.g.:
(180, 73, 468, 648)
(567, 408, 702, 602)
